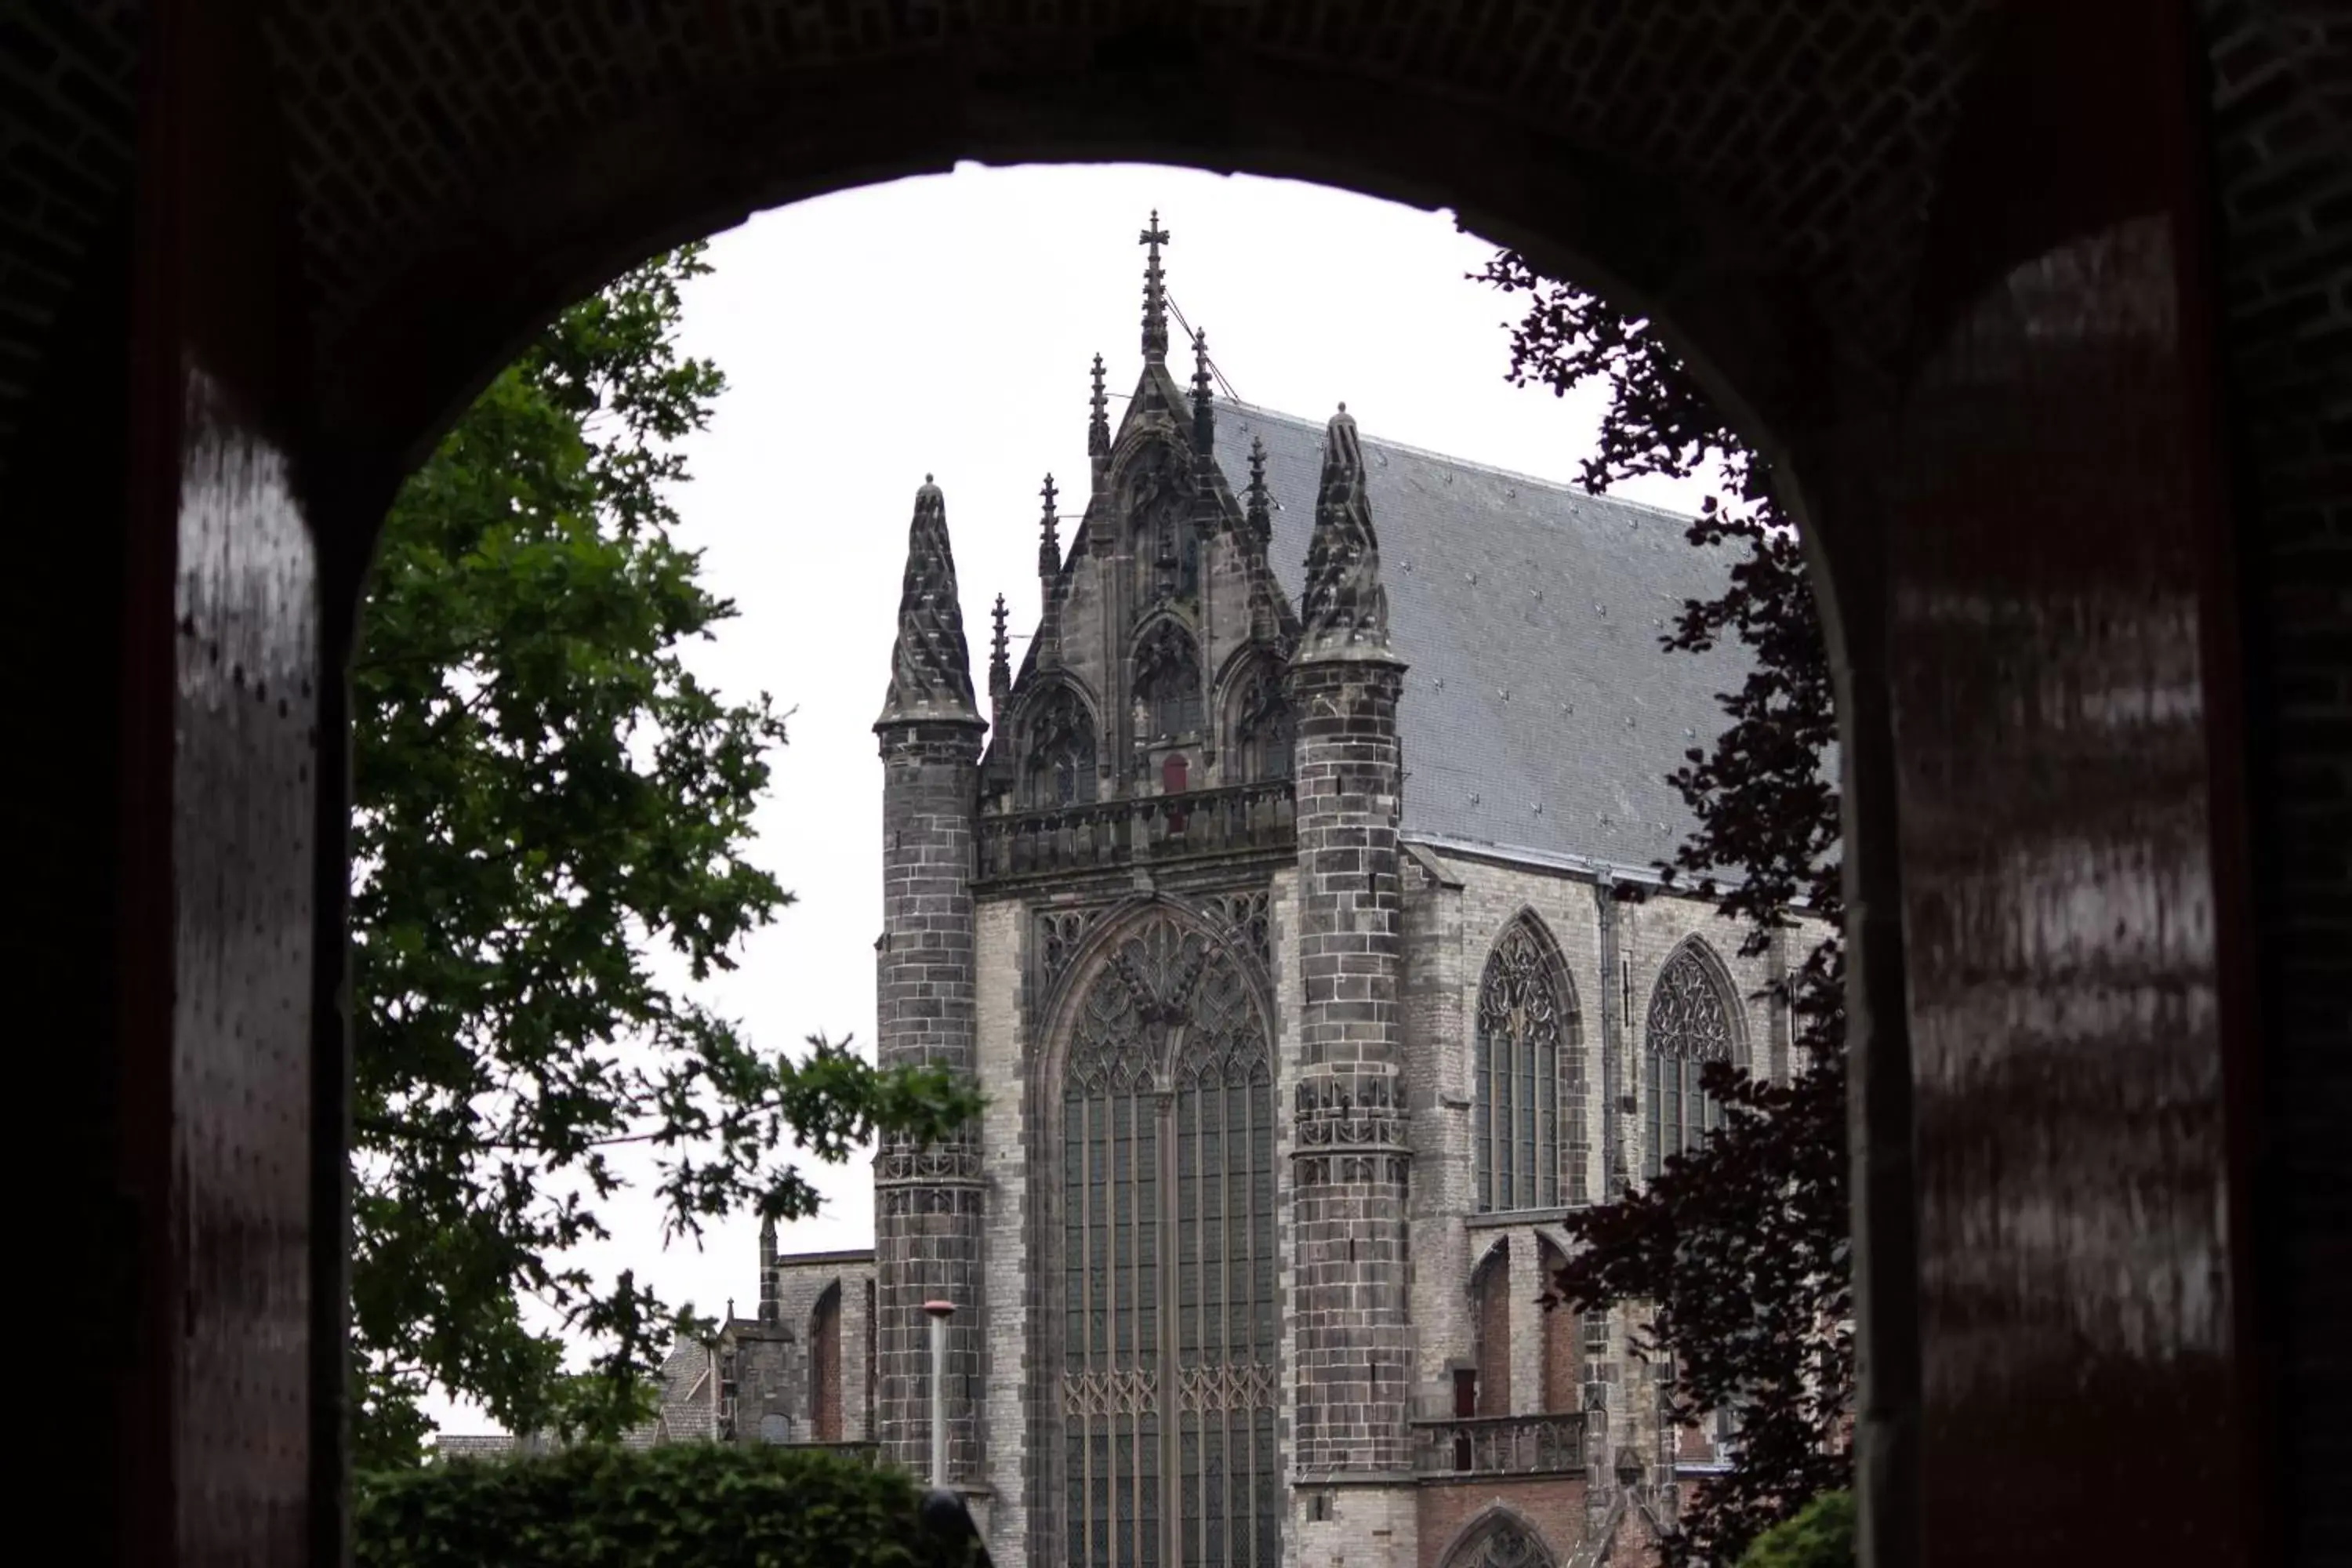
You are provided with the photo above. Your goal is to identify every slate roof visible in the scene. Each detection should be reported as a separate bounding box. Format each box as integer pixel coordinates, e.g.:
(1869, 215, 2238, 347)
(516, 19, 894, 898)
(1217, 404, 1748, 874)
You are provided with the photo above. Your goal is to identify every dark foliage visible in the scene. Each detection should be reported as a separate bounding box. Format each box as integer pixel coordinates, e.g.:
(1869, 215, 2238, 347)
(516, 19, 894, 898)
(1478, 252, 1850, 1566)
(354, 1443, 986, 1568)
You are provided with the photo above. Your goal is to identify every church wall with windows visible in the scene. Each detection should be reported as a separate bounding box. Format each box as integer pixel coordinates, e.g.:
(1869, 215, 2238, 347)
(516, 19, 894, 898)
(755, 223, 1831, 1568)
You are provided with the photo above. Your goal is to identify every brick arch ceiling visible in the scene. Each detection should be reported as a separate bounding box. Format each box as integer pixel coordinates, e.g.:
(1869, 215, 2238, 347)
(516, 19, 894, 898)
(6, 0, 2005, 518)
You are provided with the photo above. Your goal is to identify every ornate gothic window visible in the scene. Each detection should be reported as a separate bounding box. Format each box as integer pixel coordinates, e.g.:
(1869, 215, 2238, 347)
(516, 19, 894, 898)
(1230, 670, 1292, 782)
(1134, 621, 1203, 740)
(1642, 941, 1737, 1181)
(1439, 1513, 1557, 1568)
(1062, 913, 1277, 1568)
(1128, 440, 1200, 601)
(1473, 918, 1581, 1212)
(1027, 686, 1099, 807)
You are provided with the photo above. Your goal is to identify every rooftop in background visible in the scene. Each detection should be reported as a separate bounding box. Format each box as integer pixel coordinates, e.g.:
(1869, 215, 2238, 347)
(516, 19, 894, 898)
(1221, 403, 1749, 877)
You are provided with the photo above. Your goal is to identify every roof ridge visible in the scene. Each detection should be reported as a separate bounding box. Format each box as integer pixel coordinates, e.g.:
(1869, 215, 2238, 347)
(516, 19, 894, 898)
(1223, 400, 1699, 526)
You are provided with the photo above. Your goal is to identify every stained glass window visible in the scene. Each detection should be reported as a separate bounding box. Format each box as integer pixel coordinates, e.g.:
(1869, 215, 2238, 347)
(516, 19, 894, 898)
(1642, 942, 1736, 1181)
(1473, 919, 1582, 1212)
(1063, 913, 1277, 1568)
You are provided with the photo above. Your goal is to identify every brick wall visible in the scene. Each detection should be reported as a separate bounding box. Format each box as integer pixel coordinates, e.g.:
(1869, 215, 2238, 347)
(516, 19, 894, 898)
(1415, 1483, 1590, 1568)
(1537, 1238, 1578, 1416)
(1472, 1242, 1512, 1417)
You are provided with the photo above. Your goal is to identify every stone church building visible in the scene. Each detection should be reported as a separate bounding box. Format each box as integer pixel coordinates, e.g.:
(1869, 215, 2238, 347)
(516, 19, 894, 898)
(713, 223, 1820, 1568)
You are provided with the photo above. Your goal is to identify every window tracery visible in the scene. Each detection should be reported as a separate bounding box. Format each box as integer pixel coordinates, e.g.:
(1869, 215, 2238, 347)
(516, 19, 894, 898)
(1061, 911, 1276, 1568)
(1473, 918, 1581, 1212)
(1134, 620, 1203, 740)
(1231, 669, 1293, 782)
(1440, 1515, 1555, 1568)
(1026, 685, 1098, 807)
(1642, 941, 1736, 1181)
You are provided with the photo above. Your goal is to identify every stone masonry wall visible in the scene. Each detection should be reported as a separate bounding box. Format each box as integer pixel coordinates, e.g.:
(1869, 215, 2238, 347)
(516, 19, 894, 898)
(754, 1253, 877, 1443)
(975, 898, 1028, 1556)
(1286, 653, 1417, 1568)
(874, 719, 987, 1483)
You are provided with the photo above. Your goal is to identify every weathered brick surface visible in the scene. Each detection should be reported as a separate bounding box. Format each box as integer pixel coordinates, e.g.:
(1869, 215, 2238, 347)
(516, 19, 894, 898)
(1417, 1484, 1591, 1568)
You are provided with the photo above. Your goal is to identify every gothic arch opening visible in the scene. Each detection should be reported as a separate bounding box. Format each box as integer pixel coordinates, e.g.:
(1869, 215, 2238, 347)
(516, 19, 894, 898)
(1433, 1507, 1560, 1568)
(27, 6, 2301, 1563)
(1221, 657, 1293, 786)
(1132, 616, 1206, 745)
(1474, 913, 1585, 1214)
(1023, 681, 1102, 808)
(1043, 902, 1279, 1568)
(1641, 937, 1742, 1184)
(809, 1281, 844, 1443)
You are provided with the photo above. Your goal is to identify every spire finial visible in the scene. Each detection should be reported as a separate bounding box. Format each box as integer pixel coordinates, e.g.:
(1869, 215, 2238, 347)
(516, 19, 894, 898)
(1140, 210, 1171, 363)
(1038, 472, 1062, 582)
(1087, 354, 1109, 459)
(1298, 403, 1392, 659)
(988, 592, 1012, 723)
(1246, 434, 1271, 542)
(877, 476, 981, 725)
(1190, 327, 1215, 453)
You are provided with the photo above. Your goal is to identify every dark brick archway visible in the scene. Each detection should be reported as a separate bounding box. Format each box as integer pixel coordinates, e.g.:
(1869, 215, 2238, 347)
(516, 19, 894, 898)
(5, 2, 2339, 1566)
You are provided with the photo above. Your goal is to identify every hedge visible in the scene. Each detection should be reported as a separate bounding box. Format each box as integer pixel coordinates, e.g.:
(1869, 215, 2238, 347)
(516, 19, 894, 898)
(1735, 1490, 1854, 1568)
(356, 1443, 976, 1568)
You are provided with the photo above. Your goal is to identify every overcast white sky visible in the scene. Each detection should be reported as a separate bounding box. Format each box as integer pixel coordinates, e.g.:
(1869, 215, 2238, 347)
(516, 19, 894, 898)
(423, 161, 1713, 1434)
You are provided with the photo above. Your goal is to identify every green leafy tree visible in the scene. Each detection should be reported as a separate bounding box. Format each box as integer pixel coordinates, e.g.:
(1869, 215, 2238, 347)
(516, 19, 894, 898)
(351, 245, 974, 1467)
(1478, 252, 1850, 1565)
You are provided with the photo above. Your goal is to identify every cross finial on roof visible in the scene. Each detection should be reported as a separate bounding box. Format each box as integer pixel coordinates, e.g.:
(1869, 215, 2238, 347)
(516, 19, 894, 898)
(1140, 210, 1171, 362)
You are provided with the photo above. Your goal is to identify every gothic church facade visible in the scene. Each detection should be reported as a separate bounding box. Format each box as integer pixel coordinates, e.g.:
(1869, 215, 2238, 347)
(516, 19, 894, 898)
(748, 223, 1816, 1568)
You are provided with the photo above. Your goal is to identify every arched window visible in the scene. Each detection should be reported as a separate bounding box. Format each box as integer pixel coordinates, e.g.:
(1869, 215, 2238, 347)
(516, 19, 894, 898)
(1473, 917, 1580, 1212)
(1025, 685, 1098, 807)
(1642, 941, 1737, 1181)
(1134, 620, 1203, 739)
(809, 1281, 842, 1442)
(1061, 913, 1276, 1568)
(1437, 1512, 1558, 1568)
(1231, 668, 1292, 782)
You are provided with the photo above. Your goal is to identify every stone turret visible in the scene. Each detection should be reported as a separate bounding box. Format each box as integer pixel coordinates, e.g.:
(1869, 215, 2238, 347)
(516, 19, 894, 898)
(872, 475, 985, 1486)
(1286, 405, 1415, 1565)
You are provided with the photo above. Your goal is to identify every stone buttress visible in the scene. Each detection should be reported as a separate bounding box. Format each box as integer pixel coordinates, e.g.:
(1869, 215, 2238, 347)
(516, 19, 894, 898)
(873, 475, 988, 1486)
(1286, 405, 1417, 1568)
